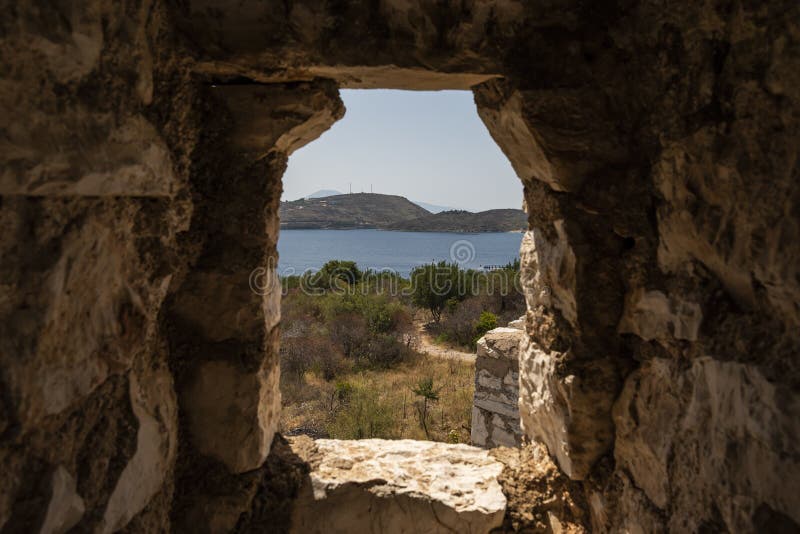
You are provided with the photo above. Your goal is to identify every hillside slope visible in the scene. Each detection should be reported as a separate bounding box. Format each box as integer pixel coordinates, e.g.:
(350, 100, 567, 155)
(307, 189, 343, 198)
(386, 209, 527, 233)
(280, 193, 430, 229)
(411, 200, 459, 213)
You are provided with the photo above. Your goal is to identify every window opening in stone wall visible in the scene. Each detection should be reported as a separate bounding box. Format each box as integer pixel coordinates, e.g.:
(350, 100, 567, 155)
(276, 89, 526, 447)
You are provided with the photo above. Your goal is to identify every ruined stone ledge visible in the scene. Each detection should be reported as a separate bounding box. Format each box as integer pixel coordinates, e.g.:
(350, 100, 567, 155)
(287, 438, 506, 534)
(476, 327, 524, 360)
(282, 437, 587, 533)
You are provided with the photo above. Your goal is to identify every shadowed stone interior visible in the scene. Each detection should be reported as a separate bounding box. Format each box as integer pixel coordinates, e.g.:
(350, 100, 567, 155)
(1, 1, 798, 532)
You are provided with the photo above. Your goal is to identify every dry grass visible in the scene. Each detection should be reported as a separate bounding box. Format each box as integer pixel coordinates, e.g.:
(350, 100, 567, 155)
(280, 352, 475, 443)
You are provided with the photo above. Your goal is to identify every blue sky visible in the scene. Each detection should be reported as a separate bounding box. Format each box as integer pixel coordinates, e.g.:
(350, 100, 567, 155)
(281, 90, 522, 212)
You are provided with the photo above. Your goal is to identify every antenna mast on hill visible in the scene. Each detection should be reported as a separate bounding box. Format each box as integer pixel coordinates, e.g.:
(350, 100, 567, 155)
(371, 184, 373, 193)
(349, 182, 352, 194)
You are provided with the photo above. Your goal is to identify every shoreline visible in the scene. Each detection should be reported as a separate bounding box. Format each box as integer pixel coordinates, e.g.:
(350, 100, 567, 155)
(279, 226, 525, 234)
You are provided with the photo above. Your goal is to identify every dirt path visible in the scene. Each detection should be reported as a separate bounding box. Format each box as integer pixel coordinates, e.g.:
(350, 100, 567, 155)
(413, 320, 476, 363)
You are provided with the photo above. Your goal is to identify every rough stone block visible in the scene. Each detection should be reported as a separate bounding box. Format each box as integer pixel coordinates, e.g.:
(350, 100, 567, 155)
(474, 397, 518, 419)
(617, 288, 702, 342)
(613, 357, 800, 531)
(477, 369, 502, 390)
(100, 369, 176, 532)
(182, 360, 279, 473)
(471, 406, 489, 446)
(476, 328, 523, 360)
(490, 415, 519, 448)
(518, 336, 617, 480)
(289, 439, 506, 534)
(472, 326, 524, 448)
(40, 467, 85, 534)
(507, 316, 525, 330)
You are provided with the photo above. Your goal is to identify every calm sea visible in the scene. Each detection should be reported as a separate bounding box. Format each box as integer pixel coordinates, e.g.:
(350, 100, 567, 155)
(277, 229, 523, 277)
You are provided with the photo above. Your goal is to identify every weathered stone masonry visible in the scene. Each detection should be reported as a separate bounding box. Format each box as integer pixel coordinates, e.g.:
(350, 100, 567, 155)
(471, 324, 524, 449)
(1, 1, 799, 532)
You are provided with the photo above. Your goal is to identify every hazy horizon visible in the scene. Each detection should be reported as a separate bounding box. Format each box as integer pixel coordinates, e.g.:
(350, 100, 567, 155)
(281, 90, 522, 212)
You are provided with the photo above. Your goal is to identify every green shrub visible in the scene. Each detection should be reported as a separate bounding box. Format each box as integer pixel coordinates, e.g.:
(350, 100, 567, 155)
(364, 333, 408, 369)
(438, 297, 488, 349)
(474, 310, 498, 340)
(362, 296, 398, 334)
(281, 289, 324, 323)
(314, 350, 349, 381)
(334, 380, 354, 401)
(281, 275, 303, 291)
(305, 260, 363, 291)
(326, 386, 396, 439)
(322, 293, 402, 333)
(281, 335, 348, 381)
(447, 429, 461, 443)
(320, 291, 413, 369)
(327, 311, 369, 360)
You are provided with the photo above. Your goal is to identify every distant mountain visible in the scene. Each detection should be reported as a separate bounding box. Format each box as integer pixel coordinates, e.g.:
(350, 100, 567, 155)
(305, 189, 343, 199)
(280, 193, 431, 229)
(411, 200, 463, 213)
(386, 209, 527, 233)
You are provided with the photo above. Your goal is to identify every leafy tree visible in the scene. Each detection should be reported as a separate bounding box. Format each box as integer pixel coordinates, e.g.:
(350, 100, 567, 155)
(409, 261, 463, 322)
(307, 260, 363, 290)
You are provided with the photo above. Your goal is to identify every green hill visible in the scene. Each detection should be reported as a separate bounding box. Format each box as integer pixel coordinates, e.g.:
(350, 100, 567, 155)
(280, 193, 526, 232)
(279, 193, 431, 229)
(385, 209, 527, 233)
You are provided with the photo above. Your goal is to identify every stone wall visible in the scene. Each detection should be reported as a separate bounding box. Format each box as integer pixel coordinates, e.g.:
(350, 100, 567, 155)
(1, 1, 798, 532)
(471, 324, 524, 448)
(0, 3, 344, 529)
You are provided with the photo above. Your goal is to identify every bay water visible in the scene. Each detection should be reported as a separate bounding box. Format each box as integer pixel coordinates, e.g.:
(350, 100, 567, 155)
(277, 229, 523, 278)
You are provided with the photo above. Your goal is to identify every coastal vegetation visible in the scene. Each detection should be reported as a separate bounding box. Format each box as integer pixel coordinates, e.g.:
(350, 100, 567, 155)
(279, 259, 525, 441)
(386, 208, 527, 233)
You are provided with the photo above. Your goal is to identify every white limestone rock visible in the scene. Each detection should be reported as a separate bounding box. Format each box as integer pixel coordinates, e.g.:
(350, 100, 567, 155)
(613, 357, 800, 531)
(518, 336, 618, 480)
(182, 359, 280, 473)
(477, 369, 502, 390)
(474, 395, 518, 419)
(617, 288, 702, 342)
(475, 88, 573, 192)
(471, 406, 489, 446)
(39, 466, 85, 534)
(490, 415, 518, 448)
(101, 368, 177, 533)
(507, 317, 525, 330)
(476, 328, 523, 360)
(519, 225, 577, 328)
(290, 439, 506, 534)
